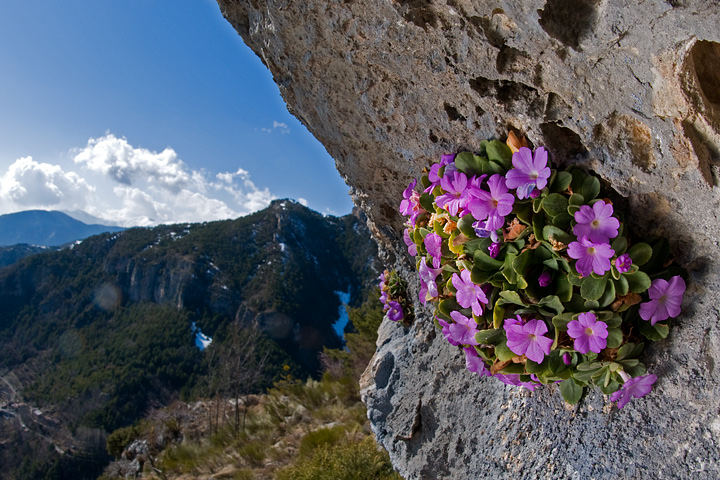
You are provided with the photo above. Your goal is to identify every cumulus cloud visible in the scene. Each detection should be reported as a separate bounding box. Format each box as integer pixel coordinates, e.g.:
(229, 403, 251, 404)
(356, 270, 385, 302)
(0, 134, 277, 227)
(260, 120, 290, 135)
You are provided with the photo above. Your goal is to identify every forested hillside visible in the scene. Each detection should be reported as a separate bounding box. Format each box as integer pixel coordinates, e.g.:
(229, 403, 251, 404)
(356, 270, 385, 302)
(0, 199, 379, 479)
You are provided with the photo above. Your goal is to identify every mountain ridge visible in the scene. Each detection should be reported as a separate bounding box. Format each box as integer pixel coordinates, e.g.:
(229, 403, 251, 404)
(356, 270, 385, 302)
(0, 210, 125, 247)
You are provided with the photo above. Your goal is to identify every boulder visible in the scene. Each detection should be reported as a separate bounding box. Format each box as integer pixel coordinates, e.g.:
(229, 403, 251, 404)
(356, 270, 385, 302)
(217, 0, 720, 477)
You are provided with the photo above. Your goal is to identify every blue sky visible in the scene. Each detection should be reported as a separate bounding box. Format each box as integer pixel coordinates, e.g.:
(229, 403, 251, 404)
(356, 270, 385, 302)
(0, 0, 353, 226)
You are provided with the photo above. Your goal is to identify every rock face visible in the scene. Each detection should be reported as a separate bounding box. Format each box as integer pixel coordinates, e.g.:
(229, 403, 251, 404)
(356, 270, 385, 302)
(217, 1, 720, 478)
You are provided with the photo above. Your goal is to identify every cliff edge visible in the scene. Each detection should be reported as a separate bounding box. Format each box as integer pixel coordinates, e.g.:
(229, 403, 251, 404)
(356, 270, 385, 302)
(217, 1, 720, 477)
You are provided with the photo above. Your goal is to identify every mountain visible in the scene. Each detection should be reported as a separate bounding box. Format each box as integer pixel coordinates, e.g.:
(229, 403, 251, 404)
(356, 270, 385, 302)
(0, 210, 125, 247)
(0, 244, 58, 268)
(0, 199, 379, 479)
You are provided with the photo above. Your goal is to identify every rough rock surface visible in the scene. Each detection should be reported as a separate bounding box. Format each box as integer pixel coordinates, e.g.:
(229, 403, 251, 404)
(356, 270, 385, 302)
(217, 0, 720, 478)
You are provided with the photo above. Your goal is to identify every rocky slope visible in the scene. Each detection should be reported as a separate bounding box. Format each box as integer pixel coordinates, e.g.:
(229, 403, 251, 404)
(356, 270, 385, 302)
(217, 1, 720, 478)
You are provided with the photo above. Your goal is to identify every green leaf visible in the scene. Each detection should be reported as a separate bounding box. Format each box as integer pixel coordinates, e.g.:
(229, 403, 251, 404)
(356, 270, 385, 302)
(419, 193, 435, 213)
(581, 176, 600, 200)
(552, 212, 574, 230)
(600, 380, 621, 395)
(628, 242, 653, 266)
(552, 313, 575, 332)
(606, 328, 623, 348)
(638, 321, 670, 341)
(525, 358, 548, 374)
(502, 253, 518, 284)
(551, 171, 573, 193)
(580, 276, 607, 301)
(611, 236, 628, 256)
(597, 278, 616, 308)
(457, 214, 477, 238)
(625, 271, 651, 293)
(614, 275, 629, 296)
(542, 193, 569, 217)
(512, 250, 533, 276)
(584, 300, 600, 310)
(474, 248, 504, 271)
(438, 297, 462, 317)
(543, 225, 573, 245)
(493, 304, 505, 329)
(559, 379, 584, 404)
(616, 342, 644, 361)
(537, 295, 565, 315)
(498, 290, 526, 306)
(570, 168, 587, 192)
(485, 140, 513, 170)
(495, 340, 516, 362)
(568, 193, 585, 206)
(555, 275, 573, 302)
(532, 197, 543, 214)
(454, 152, 485, 177)
(471, 267, 492, 285)
(475, 328, 503, 345)
(514, 202, 533, 225)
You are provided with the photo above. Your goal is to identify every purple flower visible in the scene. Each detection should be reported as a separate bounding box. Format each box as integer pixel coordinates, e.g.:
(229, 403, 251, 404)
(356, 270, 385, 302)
(424, 232, 443, 268)
(379, 291, 388, 308)
(573, 200, 620, 244)
(567, 238, 615, 277)
(399, 179, 426, 226)
(472, 219, 491, 238)
(610, 374, 658, 409)
(451, 269, 488, 316)
(437, 317, 459, 346)
(446, 311, 480, 345)
(378, 271, 387, 290)
(504, 318, 553, 363)
(387, 301, 404, 322)
(639, 276, 686, 325)
(418, 260, 443, 303)
(566, 312, 609, 354)
(614, 253, 632, 273)
(425, 154, 458, 192)
(436, 171, 469, 216)
(562, 352, 572, 365)
(488, 242, 500, 259)
(467, 174, 515, 222)
(494, 373, 538, 391)
(505, 147, 552, 199)
(403, 228, 417, 257)
(464, 347, 491, 377)
(538, 271, 552, 287)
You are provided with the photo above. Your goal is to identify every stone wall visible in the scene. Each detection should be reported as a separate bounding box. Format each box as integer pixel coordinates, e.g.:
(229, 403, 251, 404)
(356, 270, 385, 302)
(217, 0, 720, 477)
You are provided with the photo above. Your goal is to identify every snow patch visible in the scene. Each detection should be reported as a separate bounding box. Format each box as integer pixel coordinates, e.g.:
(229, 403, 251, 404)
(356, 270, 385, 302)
(191, 322, 213, 351)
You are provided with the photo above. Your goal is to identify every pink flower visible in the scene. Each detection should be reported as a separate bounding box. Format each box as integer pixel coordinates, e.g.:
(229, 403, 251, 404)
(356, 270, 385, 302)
(464, 347, 491, 377)
(387, 301, 404, 322)
(399, 179, 426, 226)
(566, 312, 609, 354)
(639, 276, 686, 325)
(403, 228, 417, 257)
(567, 238, 614, 277)
(614, 253, 632, 273)
(451, 269, 488, 316)
(504, 318, 553, 363)
(418, 260, 442, 303)
(466, 174, 515, 222)
(573, 200, 620, 244)
(424, 232, 443, 268)
(437, 317, 459, 346)
(436, 171, 469, 216)
(447, 311, 479, 346)
(488, 242, 500, 258)
(493, 373, 539, 391)
(610, 374, 657, 409)
(505, 147, 551, 199)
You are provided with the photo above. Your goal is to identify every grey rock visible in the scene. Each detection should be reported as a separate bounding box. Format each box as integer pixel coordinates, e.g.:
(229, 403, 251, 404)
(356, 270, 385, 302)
(217, 0, 720, 478)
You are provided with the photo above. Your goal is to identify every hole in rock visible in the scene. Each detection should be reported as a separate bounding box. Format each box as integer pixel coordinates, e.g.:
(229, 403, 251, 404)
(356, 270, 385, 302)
(444, 103, 466, 122)
(540, 122, 588, 163)
(690, 40, 720, 106)
(538, 0, 600, 50)
(397, 0, 438, 30)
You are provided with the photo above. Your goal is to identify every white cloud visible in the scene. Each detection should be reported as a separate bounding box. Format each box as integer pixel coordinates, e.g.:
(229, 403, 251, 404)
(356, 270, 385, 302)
(0, 156, 93, 210)
(260, 120, 290, 135)
(0, 134, 277, 227)
(297, 197, 308, 207)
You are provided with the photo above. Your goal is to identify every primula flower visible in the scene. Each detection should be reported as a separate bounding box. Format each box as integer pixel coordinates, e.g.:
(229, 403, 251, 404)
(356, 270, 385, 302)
(403, 228, 417, 256)
(467, 174, 515, 223)
(447, 311, 480, 345)
(610, 374, 658, 409)
(464, 347, 490, 377)
(562, 352, 572, 366)
(387, 301, 404, 322)
(505, 147, 552, 199)
(494, 373, 538, 391)
(504, 318, 553, 363)
(573, 200, 620, 243)
(567, 238, 615, 277)
(538, 271, 552, 287)
(418, 260, 442, 303)
(566, 312, 609, 354)
(451, 269, 488, 316)
(437, 317, 459, 346)
(399, 179, 426, 226)
(436, 171, 469, 216)
(378, 271, 387, 290)
(614, 253, 632, 273)
(639, 276, 686, 325)
(424, 232, 443, 268)
(379, 291, 388, 308)
(488, 242, 500, 259)
(425, 154, 457, 192)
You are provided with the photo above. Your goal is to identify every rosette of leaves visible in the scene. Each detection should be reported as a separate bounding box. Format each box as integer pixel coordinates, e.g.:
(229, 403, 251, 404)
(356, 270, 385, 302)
(400, 137, 687, 407)
(379, 269, 414, 327)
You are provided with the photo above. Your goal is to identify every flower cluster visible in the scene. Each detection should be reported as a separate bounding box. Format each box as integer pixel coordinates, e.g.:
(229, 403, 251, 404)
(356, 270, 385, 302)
(379, 270, 414, 326)
(399, 135, 687, 408)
